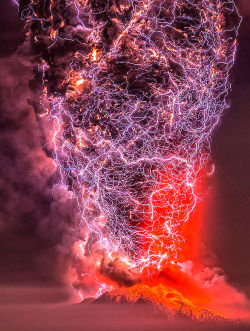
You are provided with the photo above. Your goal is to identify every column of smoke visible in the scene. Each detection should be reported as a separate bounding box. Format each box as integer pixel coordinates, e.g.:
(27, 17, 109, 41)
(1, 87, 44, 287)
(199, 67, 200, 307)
(18, 0, 240, 297)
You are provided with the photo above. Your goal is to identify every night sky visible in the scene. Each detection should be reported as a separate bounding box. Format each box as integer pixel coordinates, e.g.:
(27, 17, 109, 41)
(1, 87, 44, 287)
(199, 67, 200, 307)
(0, 0, 249, 308)
(204, 0, 250, 294)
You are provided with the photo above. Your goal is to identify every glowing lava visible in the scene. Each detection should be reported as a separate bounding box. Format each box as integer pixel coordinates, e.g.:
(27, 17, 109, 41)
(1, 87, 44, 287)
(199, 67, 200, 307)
(94, 283, 225, 322)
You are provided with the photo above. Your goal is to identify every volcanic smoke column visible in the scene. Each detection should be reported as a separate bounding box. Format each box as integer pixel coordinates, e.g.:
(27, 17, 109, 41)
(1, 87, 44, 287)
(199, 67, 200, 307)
(18, 0, 240, 289)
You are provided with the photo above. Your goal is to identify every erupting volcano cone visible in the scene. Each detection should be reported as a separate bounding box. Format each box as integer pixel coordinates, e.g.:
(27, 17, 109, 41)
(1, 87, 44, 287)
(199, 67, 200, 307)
(91, 284, 224, 322)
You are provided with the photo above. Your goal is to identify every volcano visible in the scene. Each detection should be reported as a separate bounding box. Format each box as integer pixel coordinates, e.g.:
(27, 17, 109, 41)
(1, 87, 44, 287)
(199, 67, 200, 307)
(86, 284, 225, 323)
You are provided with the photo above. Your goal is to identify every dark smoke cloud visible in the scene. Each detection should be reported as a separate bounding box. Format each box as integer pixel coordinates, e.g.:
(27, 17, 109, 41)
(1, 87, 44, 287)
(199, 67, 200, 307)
(0, 0, 25, 58)
(0, 44, 78, 284)
(99, 258, 141, 287)
(0, 37, 136, 289)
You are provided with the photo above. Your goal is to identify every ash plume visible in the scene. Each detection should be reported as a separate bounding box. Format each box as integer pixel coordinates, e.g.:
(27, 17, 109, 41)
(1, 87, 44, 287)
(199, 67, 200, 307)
(16, 0, 241, 298)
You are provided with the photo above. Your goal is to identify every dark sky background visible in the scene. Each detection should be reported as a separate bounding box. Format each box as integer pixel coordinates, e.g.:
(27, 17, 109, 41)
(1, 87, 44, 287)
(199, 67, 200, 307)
(203, 0, 250, 294)
(0, 0, 249, 300)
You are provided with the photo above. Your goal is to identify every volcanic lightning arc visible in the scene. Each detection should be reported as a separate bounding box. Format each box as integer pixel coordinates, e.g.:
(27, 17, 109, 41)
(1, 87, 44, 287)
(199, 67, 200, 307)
(17, 0, 241, 296)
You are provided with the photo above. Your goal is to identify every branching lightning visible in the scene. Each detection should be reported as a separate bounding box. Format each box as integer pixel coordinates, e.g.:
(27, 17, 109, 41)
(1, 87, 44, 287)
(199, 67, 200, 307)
(18, 0, 241, 295)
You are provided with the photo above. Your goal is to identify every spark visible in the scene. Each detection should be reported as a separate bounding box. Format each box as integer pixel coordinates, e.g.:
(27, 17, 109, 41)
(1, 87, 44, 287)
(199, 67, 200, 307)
(76, 78, 84, 86)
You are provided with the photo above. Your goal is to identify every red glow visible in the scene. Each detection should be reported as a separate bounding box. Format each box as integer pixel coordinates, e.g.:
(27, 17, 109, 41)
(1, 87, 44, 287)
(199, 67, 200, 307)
(141, 170, 198, 270)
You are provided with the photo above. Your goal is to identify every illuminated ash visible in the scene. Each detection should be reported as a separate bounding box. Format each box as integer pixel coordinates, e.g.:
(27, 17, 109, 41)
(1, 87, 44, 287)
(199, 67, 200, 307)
(18, 0, 241, 292)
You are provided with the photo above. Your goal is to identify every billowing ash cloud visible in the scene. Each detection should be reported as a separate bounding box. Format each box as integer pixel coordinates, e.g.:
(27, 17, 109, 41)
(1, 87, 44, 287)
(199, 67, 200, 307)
(0, 46, 79, 284)
(16, 0, 241, 296)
